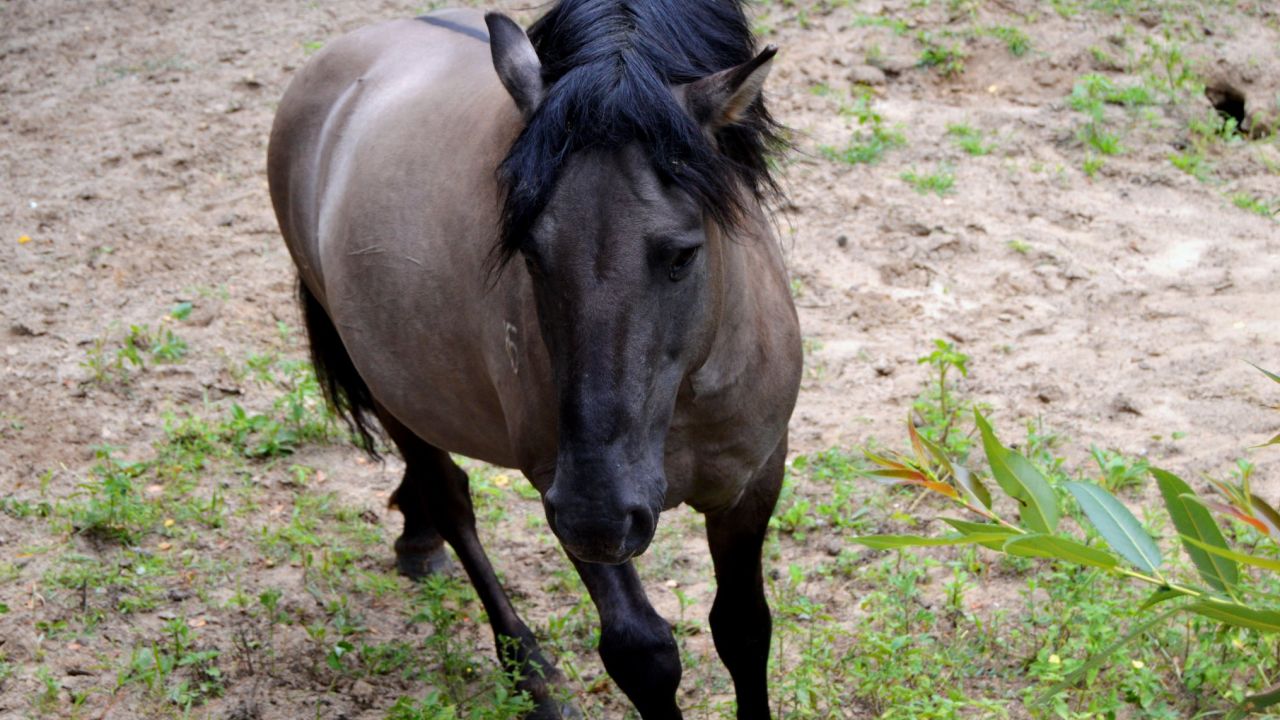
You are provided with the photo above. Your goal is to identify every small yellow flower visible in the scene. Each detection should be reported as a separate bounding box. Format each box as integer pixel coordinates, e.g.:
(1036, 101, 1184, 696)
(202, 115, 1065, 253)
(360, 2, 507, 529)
(17, 235, 31, 244)
(494, 473, 510, 488)
(1048, 654, 1061, 665)
(1131, 660, 1145, 670)
(163, 518, 175, 528)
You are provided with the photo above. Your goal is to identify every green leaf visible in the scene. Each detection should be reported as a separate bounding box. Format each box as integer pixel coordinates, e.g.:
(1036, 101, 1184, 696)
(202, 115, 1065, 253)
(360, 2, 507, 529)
(1260, 432, 1280, 448)
(1003, 534, 1118, 569)
(952, 465, 992, 510)
(1034, 606, 1181, 706)
(918, 433, 955, 476)
(1181, 535, 1280, 573)
(1250, 361, 1280, 385)
(1066, 482, 1162, 573)
(1229, 680, 1280, 720)
(1186, 600, 1280, 633)
(1139, 587, 1190, 611)
(169, 301, 194, 320)
(1152, 468, 1237, 593)
(942, 518, 1019, 549)
(976, 411, 1059, 533)
(865, 468, 928, 481)
(851, 533, 1012, 550)
(1250, 494, 1280, 537)
(942, 518, 1018, 537)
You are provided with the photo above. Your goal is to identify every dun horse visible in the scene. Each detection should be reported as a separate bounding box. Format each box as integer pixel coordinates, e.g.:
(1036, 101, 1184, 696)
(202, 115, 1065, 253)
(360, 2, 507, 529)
(267, 1, 801, 717)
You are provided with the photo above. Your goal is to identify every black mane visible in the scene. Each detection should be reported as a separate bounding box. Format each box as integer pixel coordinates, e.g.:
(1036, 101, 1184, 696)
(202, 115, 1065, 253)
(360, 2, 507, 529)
(493, 0, 782, 268)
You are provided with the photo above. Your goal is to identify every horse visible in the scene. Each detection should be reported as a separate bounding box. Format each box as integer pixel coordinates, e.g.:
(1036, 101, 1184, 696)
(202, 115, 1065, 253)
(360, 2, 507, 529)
(267, 1, 801, 717)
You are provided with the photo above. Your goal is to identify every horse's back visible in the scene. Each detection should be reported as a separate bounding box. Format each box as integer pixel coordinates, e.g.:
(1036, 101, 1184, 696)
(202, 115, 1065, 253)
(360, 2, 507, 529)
(270, 11, 506, 286)
(268, 11, 529, 466)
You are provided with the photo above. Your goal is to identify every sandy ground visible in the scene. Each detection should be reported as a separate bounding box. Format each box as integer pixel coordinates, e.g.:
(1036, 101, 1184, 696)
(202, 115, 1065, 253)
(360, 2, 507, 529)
(1, 0, 1279, 717)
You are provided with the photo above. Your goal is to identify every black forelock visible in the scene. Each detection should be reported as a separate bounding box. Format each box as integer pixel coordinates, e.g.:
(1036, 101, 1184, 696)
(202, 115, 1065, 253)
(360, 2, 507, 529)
(492, 0, 782, 272)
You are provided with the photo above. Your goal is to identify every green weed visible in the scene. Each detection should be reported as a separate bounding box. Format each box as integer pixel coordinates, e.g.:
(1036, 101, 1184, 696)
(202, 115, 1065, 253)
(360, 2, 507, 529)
(1082, 153, 1106, 177)
(946, 123, 995, 156)
(1230, 193, 1277, 219)
(819, 90, 906, 165)
(81, 322, 188, 385)
(1169, 148, 1211, 181)
(986, 25, 1031, 57)
(68, 446, 159, 543)
(917, 32, 967, 77)
(118, 618, 224, 710)
(901, 166, 956, 196)
(912, 339, 973, 458)
(1089, 447, 1150, 494)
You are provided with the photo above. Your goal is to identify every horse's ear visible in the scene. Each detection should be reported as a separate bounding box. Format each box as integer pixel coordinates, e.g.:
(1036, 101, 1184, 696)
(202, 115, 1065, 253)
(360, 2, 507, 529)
(683, 45, 778, 130)
(485, 12, 544, 120)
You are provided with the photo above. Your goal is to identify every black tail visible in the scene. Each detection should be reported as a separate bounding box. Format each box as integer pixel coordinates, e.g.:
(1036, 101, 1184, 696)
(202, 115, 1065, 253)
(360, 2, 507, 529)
(299, 279, 381, 458)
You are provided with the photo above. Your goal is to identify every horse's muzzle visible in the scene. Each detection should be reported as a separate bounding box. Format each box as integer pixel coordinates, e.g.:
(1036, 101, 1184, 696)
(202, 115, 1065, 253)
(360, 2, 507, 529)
(543, 490, 656, 565)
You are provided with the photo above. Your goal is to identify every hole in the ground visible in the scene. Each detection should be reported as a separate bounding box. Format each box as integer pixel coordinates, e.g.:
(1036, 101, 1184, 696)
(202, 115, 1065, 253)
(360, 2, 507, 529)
(1205, 81, 1248, 131)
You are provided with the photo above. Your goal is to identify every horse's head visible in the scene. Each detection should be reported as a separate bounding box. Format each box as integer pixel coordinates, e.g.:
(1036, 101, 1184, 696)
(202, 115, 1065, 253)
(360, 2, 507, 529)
(486, 13, 777, 564)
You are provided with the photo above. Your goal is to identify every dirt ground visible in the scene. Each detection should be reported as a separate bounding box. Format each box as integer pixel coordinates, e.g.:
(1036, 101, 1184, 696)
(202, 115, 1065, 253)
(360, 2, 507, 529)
(1, 0, 1279, 718)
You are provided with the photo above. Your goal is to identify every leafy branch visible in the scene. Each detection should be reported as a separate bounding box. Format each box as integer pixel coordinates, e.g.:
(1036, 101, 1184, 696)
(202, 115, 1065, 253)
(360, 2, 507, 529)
(855, 363, 1280, 716)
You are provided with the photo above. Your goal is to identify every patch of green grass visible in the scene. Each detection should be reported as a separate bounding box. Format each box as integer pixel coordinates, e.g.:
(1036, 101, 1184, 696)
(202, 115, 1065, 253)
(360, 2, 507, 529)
(1069, 74, 1156, 111)
(986, 25, 1031, 57)
(946, 123, 995, 156)
(1078, 122, 1124, 156)
(117, 618, 225, 711)
(1230, 193, 1277, 219)
(1082, 154, 1105, 177)
(1169, 148, 1211, 181)
(46, 550, 169, 616)
(917, 32, 967, 77)
(901, 165, 956, 196)
(807, 82, 833, 97)
(1089, 447, 1150, 494)
(67, 446, 161, 543)
(386, 576, 536, 718)
(82, 321, 188, 386)
(774, 450, 872, 539)
(819, 90, 906, 165)
(850, 14, 911, 36)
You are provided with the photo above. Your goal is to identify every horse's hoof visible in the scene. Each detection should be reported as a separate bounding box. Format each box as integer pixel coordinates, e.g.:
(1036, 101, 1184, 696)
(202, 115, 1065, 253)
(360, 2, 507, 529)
(394, 536, 452, 580)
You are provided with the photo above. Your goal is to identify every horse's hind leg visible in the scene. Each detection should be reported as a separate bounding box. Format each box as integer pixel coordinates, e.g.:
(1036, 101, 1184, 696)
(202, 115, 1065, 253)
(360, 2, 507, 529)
(387, 466, 451, 579)
(705, 442, 786, 720)
(374, 405, 572, 718)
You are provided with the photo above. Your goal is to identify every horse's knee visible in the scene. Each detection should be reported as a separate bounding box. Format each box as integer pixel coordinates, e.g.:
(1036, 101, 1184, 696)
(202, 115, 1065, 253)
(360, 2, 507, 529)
(711, 595, 771, 667)
(598, 615, 682, 698)
(710, 590, 770, 642)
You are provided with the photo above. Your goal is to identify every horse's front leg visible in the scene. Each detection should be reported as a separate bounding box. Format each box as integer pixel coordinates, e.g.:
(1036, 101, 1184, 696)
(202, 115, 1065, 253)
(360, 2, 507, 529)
(705, 441, 786, 720)
(571, 559, 683, 719)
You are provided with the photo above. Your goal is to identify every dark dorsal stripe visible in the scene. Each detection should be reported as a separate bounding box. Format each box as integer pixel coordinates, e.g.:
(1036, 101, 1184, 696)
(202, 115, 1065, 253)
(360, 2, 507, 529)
(416, 15, 489, 43)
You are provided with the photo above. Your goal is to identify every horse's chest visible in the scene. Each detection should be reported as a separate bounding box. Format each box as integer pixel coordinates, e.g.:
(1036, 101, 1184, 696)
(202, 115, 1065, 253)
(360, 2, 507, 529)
(664, 401, 786, 513)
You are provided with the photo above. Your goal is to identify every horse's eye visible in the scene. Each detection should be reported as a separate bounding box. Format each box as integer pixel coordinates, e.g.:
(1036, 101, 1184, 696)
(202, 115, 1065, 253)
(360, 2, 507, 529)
(669, 246, 700, 281)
